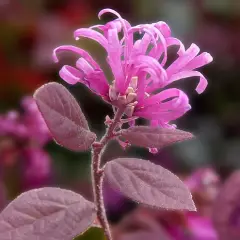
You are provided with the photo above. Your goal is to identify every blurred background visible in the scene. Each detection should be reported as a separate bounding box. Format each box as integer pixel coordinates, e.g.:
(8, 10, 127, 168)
(0, 0, 240, 239)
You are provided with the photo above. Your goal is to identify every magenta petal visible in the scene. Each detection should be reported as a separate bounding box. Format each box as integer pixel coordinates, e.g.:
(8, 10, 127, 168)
(85, 70, 109, 96)
(183, 52, 213, 71)
(76, 58, 94, 74)
(137, 67, 161, 85)
(129, 26, 157, 46)
(147, 25, 168, 65)
(166, 43, 200, 76)
(131, 39, 142, 56)
(53, 45, 100, 69)
(107, 28, 125, 93)
(98, 8, 132, 60)
(59, 65, 83, 84)
(134, 89, 190, 122)
(141, 90, 189, 112)
(168, 70, 208, 94)
(76, 58, 109, 96)
(135, 105, 191, 122)
(98, 8, 123, 20)
(131, 33, 152, 57)
(149, 37, 185, 60)
(154, 21, 171, 37)
(166, 37, 186, 55)
(136, 72, 147, 104)
(139, 88, 186, 108)
(98, 8, 132, 33)
(74, 28, 108, 49)
(154, 28, 168, 65)
(105, 20, 123, 32)
(132, 55, 167, 83)
(130, 24, 168, 65)
(97, 20, 123, 38)
(90, 24, 104, 30)
(134, 108, 189, 122)
(90, 21, 122, 34)
(75, 58, 109, 96)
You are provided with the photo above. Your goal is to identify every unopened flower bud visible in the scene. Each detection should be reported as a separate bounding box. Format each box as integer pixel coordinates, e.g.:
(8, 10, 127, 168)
(125, 106, 135, 117)
(117, 95, 127, 105)
(109, 85, 118, 101)
(104, 115, 112, 126)
(126, 93, 137, 104)
(128, 101, 138, 107)
(126, 87, 134, 94)
(130, 76, 138, 89)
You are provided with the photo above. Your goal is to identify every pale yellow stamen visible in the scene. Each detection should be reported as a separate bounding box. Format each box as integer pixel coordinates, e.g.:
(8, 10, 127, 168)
(126, 87, 134, 94)
(126, 93, 137, 104)
(125, 106, 135, 117)
(130, 76, 138, 90)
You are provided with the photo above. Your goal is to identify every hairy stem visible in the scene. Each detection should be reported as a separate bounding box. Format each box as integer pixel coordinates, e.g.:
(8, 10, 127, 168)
(91, 108, 124, 240)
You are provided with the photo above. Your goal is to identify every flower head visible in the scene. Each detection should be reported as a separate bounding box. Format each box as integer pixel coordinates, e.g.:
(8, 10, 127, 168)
(53, 8, 212, 128)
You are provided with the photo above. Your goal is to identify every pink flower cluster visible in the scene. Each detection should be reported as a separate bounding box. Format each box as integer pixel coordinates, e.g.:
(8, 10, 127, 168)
(0, 97, 51, 190)
(0, 97, 50, 145)
(53, 8, 212, 128)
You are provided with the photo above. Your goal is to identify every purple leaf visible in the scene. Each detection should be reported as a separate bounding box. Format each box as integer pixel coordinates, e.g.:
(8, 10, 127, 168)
(34, 82, 96, 151)
(121, 126, 193, 149)
(104, 158, 196, 211)
(0, 187, 96, 240)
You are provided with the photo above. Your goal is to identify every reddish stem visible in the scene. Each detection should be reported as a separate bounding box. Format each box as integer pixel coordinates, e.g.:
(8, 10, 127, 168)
(91, 108, 124, 240)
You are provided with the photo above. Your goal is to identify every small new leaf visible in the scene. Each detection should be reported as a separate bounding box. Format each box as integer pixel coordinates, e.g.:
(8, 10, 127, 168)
(121, 126, 193, 149)
(34, 82, 96, 151)
(104, 158, 196, 211)
(0, 187, 96, 240)
(74, 227, 106, 240)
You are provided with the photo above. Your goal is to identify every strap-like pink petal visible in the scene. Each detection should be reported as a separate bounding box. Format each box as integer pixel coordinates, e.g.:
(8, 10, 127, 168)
(59, 65, 83, 85)
(107, 28, 125, 93)
(166, 43, 200, 76)
(182, 52, 213, 71)
(53, 45, 100, 69)
(168, 70, 208, 94)
(74, 28, 108, 49)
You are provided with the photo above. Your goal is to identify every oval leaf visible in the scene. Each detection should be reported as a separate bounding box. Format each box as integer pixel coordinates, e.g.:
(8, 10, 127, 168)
(74, 227, 106, 240)
(34, 82, 96, 151)
(104, 158, 196, 211)
(0, 187, 96, 240)
(121, 126, 193, 149)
